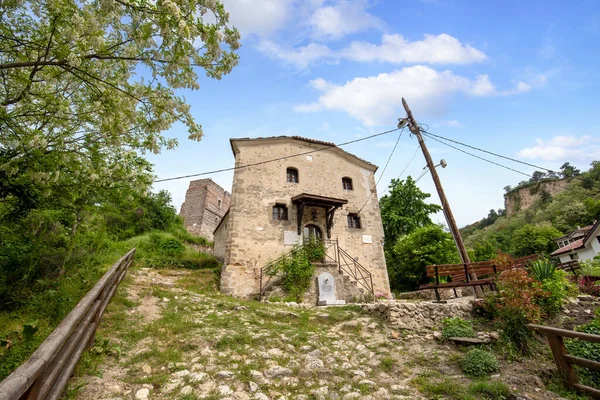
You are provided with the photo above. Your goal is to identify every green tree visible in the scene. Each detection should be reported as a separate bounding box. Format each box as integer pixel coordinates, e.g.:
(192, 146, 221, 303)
(390, 225, 460, 291)
(560, 162, 581, 178)
(379, 177, 441, 250)
(1, 0, 240, 201)
(511, 223, 562, 257)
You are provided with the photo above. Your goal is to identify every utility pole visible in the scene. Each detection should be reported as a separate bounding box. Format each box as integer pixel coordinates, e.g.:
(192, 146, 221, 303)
(401, 98, 483, 298)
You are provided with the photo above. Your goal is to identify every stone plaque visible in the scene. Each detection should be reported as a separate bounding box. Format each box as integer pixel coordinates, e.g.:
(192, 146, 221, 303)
(284, 231, 301, 245)
(317, 272, 346, 306)
(362, 235, 372, 244)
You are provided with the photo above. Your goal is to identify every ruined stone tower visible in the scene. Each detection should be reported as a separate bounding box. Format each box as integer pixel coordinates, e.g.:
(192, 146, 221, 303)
(179, 179, 231, 241)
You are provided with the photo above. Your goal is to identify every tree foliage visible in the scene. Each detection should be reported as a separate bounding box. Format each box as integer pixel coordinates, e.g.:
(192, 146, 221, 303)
(463, 161, 600, 257)
(390, 225, 460, 291)
(0, 0, 239, 309)
(379, 177, 441, 251)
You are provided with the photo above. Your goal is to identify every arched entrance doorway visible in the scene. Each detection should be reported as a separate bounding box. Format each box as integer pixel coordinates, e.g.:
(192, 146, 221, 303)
(303, 224, 323, 242)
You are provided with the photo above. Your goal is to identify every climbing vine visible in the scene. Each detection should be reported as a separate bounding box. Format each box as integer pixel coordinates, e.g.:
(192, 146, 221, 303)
(265, 238, 325, 301)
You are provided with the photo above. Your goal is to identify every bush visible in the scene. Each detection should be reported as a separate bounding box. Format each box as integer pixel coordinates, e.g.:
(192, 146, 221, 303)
(441, 317, 476, 340)
(135, 232, 220, 270)
(578, 276, 600, 296)
(535, 270, 577, 316)
(265, 243, 318, 302)
(581, 258, 600, 277)
(483, 269, 545, 351)
(460, 349, 500, 378)
(565, 318, 600, 389)
(529, 258, 556, 282)
(468, 381, 511, 399)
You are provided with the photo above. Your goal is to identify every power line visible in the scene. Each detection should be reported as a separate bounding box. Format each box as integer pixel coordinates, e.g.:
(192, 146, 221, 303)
(358, 128, 404, 213)
(377, 145, 420, 198)
(422, 132, 532, 177)
(153, 127, 400, 183)
(420, 129, 556, 173)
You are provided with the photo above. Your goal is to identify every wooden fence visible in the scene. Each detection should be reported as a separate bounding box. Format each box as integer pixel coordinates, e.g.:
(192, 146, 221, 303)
(528, 324, 600, 399)
(0, 248, 136, 400)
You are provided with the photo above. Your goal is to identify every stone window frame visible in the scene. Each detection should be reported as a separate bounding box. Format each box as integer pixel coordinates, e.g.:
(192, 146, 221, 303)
(286, 167, 299, 183)
(272, 204, 289, 220)
(347, 213, 361, 229)
(342, 177, 353, 190)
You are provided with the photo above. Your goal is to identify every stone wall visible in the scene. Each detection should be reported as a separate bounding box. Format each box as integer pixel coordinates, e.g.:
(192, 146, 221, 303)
(217, 137, 391, 299)
(179, 179, 231, 241)
(361, 300, 474, 331)
(504, 179, 569, 217)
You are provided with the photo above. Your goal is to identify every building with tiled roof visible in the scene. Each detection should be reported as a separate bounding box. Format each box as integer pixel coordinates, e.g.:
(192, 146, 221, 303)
(551, 220, 600, 263)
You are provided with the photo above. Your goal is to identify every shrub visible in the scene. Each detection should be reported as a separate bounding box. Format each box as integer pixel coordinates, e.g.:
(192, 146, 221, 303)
(441, 317, 476, 340)
(581, 258, 600, 277)
(303, 237, 326, 262)
(460, 349, 500, 378)
(468, 381, 511, 399)
(529, 258, 556, 282)
(535, 270, 577, 317)
(578, 276, 600, 297)
(483, 269, 545, 351)
(565, 318, 600, 388)
(266, 245, 316, 302)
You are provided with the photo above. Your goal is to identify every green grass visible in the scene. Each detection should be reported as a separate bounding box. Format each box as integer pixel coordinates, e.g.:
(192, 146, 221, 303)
(380, 356, 395, 372)
(411, 371, 512, 400)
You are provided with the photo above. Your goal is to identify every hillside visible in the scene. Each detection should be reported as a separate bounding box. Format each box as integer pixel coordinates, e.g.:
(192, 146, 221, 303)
(461, 161, 600, 259)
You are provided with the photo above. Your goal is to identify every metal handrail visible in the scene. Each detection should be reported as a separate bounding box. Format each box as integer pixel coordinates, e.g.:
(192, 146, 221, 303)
(337, 245, 374, 295)
(258, 247, 299, 300)
(258, 239, 375, 299)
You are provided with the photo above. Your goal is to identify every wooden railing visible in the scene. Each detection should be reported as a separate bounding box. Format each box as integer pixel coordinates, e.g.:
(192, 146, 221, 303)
(528, 324, 600, 399)
(0, 248, 136, 400)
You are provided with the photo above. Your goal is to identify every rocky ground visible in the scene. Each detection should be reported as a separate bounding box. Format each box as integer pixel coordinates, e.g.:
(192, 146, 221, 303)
(68, 268, 581, 400)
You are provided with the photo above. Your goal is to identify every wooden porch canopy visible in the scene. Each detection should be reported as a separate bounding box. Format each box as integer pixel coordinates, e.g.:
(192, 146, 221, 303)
(291, 193, 348, 238)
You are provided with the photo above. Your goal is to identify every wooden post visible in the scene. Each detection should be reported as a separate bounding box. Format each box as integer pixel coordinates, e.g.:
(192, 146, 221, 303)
(401, 98, 483, 298)
(546, 334, 578, 389)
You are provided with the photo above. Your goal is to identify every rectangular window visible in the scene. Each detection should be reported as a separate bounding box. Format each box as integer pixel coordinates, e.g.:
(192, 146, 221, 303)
(273, 204, 288, 220)
(342, 177, 353, 190)
(286, 168, 298, 183)
(347, 213, 361, 229)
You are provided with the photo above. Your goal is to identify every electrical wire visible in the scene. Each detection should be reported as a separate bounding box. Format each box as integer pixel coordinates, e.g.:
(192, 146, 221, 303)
(420, 129, 556, 173)
(357, 128, 404, 213)
(153, 127, 400, 183)
(422, 132, 532, 177)
(377, 145, 421, 199)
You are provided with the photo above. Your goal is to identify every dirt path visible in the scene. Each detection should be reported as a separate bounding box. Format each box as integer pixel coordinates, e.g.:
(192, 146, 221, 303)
(70, 268, 569, 400)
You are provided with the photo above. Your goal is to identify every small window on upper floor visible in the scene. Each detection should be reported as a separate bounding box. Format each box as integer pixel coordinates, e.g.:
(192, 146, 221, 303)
(342, 177, 353, 190)
(286, 167, 299, 183)
(273, 204, 288, 220)
(217, 199, 222, 209)
(347, 213, 361, 229)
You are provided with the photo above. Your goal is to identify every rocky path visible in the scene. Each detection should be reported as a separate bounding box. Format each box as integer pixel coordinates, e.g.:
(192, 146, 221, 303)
(70, 268, 567, 400)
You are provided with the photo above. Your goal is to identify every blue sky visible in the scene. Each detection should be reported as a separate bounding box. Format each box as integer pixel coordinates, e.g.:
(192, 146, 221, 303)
(150, 0, 600, 227)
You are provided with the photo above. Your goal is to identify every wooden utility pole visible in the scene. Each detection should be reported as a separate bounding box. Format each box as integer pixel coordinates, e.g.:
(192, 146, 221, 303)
(401, 98, 483, 298)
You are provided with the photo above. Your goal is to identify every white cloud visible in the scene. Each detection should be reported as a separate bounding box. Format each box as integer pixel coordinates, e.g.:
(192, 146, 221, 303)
(221, 0, 292, 37)
(258, 33, 487, 69)
(341, 34, 487, 64)
(294, 66, 530, 126)
(435, 119, 463, 128)
(256, 40, 332, 69)
(519, 136, 600, 161)
(309, 0, 384, 40)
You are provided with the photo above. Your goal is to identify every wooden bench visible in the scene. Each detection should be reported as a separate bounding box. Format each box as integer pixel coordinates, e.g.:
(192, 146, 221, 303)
(511, 254, 540, 270)
(557, 260, 581, 275)
(420, 261, 499, 302)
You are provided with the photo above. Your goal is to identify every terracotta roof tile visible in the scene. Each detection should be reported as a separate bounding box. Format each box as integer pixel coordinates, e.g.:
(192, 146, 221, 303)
(551, 238, 584, 256)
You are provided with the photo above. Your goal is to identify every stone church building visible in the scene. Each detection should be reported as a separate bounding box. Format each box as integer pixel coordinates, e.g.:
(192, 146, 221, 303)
(213, 136, 391, 300)
(179, 179, 231, 241)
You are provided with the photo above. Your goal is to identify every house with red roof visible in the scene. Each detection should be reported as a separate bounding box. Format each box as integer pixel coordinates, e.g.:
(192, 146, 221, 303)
(551, 220, 600, 263)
